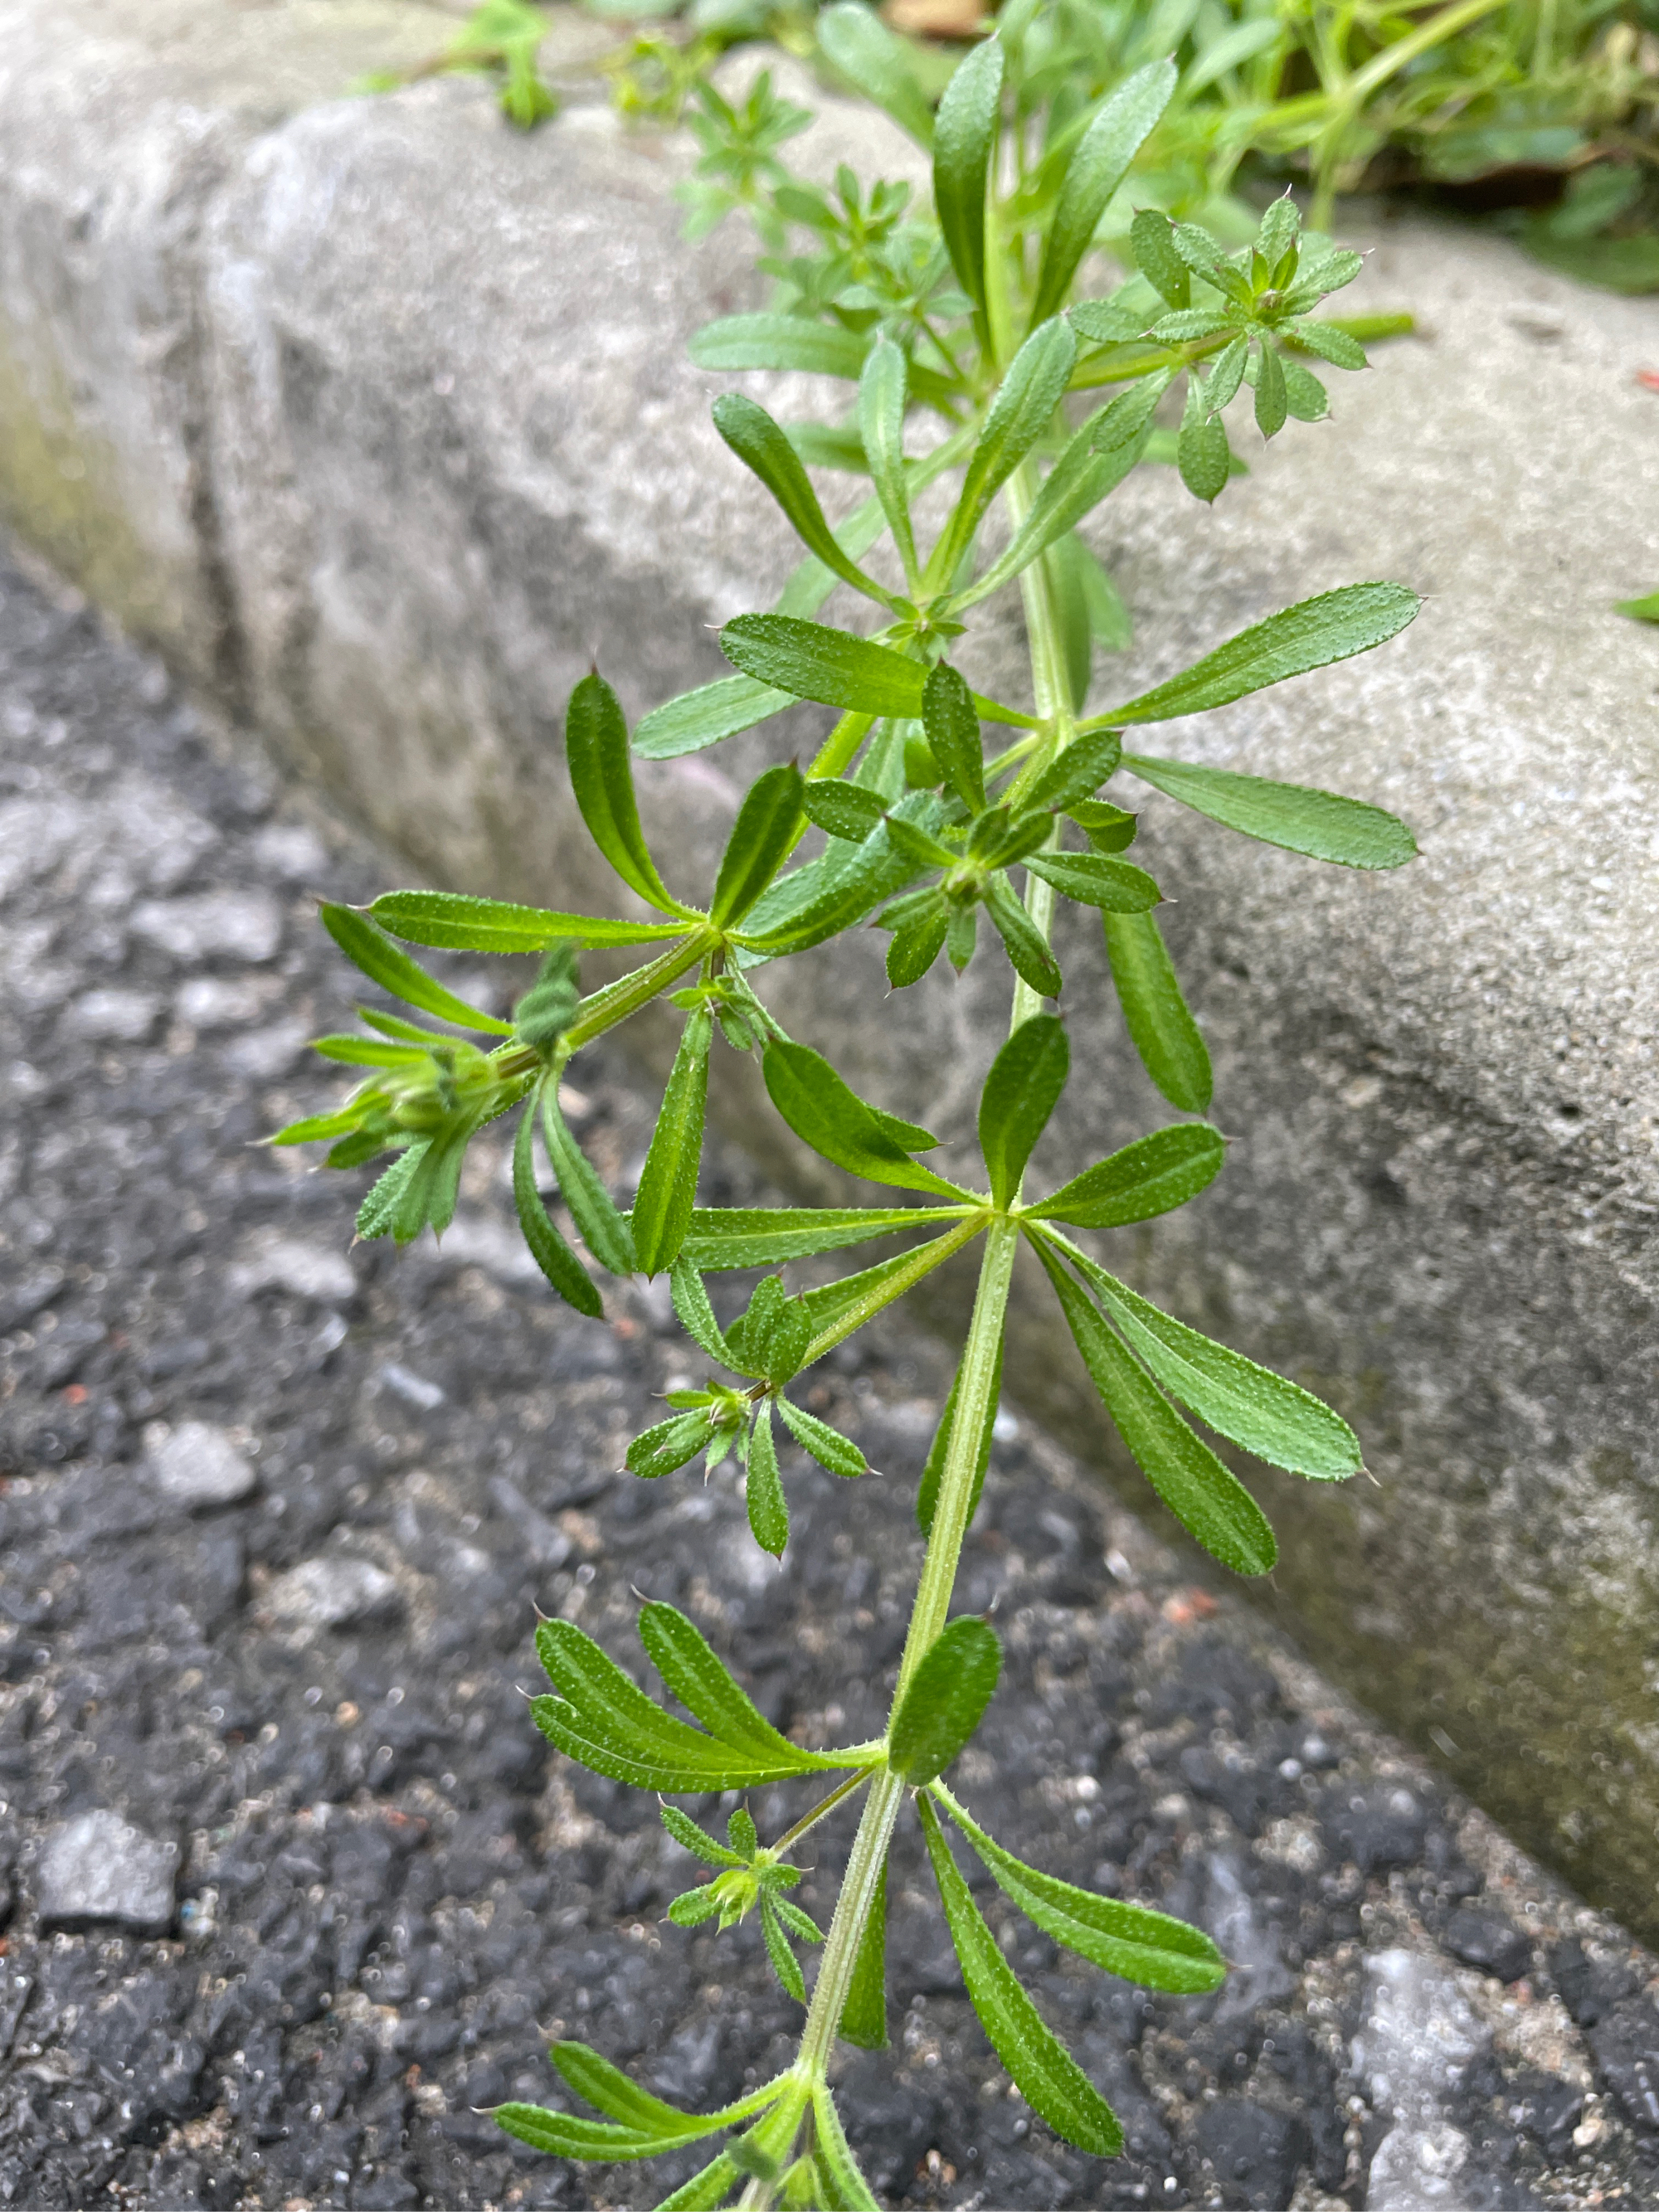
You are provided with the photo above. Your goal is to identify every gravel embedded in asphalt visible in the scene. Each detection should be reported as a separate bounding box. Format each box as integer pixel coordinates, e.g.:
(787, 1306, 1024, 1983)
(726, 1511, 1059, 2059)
(1, 546, 1657, 2210)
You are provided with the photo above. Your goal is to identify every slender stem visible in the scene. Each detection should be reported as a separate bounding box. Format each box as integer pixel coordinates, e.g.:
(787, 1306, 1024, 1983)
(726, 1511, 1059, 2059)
(891, 1215, 1021, 1702)
(772, 1771, 868, 1856)
(794, 1765, 904, 2075)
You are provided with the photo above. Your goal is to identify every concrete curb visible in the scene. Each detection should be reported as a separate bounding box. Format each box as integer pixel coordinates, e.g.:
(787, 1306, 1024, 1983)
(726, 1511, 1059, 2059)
(2, 0, 1657, 1936)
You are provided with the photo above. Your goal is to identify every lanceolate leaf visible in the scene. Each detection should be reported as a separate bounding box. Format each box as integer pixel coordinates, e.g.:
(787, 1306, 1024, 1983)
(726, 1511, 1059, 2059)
(839, 1860, 889, 2050)
(368, 891, 687, 954)
(956, 410, 1144, 610)
(637, 1602, 818, 1763)
(712, 763, 807, 925)
(512, 1095, 603, 1316)
(722, 615, 925, 719)
(1064, 1247, 1361, 1478)
(922, 662, 986, 813)
(746, 1404, 789, 1556)
(1029, 1122, 1225, 1228)
(320, 904, 513, 1033)
(810, 2082, 883, 2212)
(689, 314, 870, 380)
(713, 394, 897, 607)
(533, 1616, 838, 1787)
(356, 1142, 427, 1241)
(633, 673, 795, 761)
(934, 1793, 1225, 1993)
(888, 1617, 1001, 1783)
(777, 1397, 867, 1478)
(669, 1255, 742, 1368)
(1122, 755, 1417, 869)
(762, 1039, 967, 1198)
(1094, 582, 1420, 728)
(942, 318, 1077, 570)
(858, 338, 919, 588)
(1024, 851, 1160, 912)
(1102, 911, 1212, 1112)
(628, 1411, 718, 1481)
(933, 34, 1004, 323)
(542, 1088, 637, 1276)
(802, 776, 887, 843)
(984, 873, 1063, 999)
(633, 1009, 713, 1276)
(552, 2043, 705, 2137)
(654, 2152, 741, 2211)
(917, 1797, 1123, 2156)
(816, 0, 934, 147)
(1030, 61, 1175, 326)
(761, 1896, 807, 2002)
(565, 671, 679, 911)
(979, 1014, 1069, 1208)
(679, 1204, 967, 1270)
(1024, 727, 1124, 814)
(1037, 1248, 1277, 1576)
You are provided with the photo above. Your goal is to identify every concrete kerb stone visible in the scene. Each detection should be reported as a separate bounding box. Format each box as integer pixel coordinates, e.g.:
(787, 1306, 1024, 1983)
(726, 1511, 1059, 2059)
(1, 0, 1657, 1936)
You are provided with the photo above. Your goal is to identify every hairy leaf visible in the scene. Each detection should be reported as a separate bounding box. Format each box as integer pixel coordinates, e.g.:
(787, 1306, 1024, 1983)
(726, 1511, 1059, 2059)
(1024, 850, 1160, 912)
(1038, 1250, 1277, 1574)
(633, 673, 795, 761)
(777, 1396, 867, 1478)
(512, 1096, 603, 1315)
(1029, 1122, 1225, 1228)
(713, 764, 807, 925)
(639, 1602, 820, 1763)
(816, 0, 934, 146)
(368, 891, 687, 954)
(713, 394, 894, 606)
(1097, 582, 1420, 727)
(1067, 1249, 1361, 1477)
(922, 663, 985, 813)
(839, 1859, 888, 2051)
(937, 1796, 1225, 1992)
(978, 1014, 1068, 1207)
(689, 314, 870, 380)
(918, 1797, 1123, 2155)
(984, 873, 1063, 999)
(933, 33, 1003, 319)
(1030, 61, 1175, 325)
(889, 1617, 1001, 1783)
(762, 1039, 966, 1197)
(679, 1203, 964, 1270)
(746, 1404, 789, 1556)
(566, 671, 678, 911)
(632, 1009, 712, 1276)
(858, 338, 919, 587)
(1122, 754, 1416, 868)
(722, 615, 925, 718)
(1102, 910, 1212, 1111)
(321, 904, 513, 1033)
(542, 1089, 636, 1276)
(943, 318, 1077, 569)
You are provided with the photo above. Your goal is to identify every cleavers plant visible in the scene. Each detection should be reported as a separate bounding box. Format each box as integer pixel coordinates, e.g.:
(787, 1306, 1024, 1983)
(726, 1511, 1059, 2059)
(279, 22, 1422, 2206)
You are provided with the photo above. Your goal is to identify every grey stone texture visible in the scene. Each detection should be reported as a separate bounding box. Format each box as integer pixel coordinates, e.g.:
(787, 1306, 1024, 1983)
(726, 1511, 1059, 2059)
(0, 0, 1656, 1940)
(35, 1811, 178, 1935)
(146, 1418, 258, 1509)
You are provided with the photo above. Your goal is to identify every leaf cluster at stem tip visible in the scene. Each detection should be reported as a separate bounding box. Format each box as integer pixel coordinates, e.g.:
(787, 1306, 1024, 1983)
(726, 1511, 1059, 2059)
(277, 16, 1435, 2200)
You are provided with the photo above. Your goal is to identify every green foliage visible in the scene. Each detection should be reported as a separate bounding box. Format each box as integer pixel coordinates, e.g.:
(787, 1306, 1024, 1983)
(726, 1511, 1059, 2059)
(284, 17, 1438, 2197)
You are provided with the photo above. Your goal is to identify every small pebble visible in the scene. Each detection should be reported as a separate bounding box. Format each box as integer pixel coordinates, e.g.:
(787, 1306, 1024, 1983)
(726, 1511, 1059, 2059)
(35, 1811, 177, 1935)
(146, 1419, 257, 1510)
(267, 1557, 403, 1631)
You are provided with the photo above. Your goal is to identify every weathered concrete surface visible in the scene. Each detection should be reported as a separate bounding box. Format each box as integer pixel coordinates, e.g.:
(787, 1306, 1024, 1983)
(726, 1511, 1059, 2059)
(1, 1, 1657, 1940)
